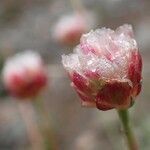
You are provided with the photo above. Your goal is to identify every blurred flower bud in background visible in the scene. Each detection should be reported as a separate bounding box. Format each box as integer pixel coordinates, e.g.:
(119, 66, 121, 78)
(2, 50, 48, 99)
(62, 24, 142, 111)
(52, 11, 96, 46)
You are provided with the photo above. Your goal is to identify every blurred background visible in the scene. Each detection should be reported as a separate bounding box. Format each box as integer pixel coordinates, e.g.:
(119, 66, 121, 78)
(0, 0, 150, 150)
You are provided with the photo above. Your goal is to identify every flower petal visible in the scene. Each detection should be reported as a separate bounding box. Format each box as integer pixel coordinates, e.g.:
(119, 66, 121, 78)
(128, 51, 142, 96)
(96, 80, 132, 110)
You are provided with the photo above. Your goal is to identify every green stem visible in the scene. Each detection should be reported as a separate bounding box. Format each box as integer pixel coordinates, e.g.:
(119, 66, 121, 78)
(33, 97, 58, 150)
(117, 109, 138, 150)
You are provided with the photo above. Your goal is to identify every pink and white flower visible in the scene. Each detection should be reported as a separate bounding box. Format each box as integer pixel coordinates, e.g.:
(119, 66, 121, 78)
(53, 13, 94, 46)
(2, 51, 47, 99)
(62, 24, 142, 110)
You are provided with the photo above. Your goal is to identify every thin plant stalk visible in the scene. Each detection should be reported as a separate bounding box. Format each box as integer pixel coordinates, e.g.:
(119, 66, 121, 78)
(33, 96, 58, 150)
(117, 109, 138, 150)
(17, 101, 44, 150)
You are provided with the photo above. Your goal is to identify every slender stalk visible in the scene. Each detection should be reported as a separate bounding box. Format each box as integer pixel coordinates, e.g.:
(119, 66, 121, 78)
(33, 97, 58, 150)
(17, 101, 44, 150)
(117, 109, 138, 150)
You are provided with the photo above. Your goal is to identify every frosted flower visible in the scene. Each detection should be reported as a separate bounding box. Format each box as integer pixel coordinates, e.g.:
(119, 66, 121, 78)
(62, 24, 142, 110)
(53, 13, 93, 46)
(2, 51, 47, 99)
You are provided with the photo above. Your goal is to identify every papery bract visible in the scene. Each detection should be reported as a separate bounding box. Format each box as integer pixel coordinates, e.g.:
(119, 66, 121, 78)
(2, 51, 47, 99)
(62, 24, 142, 111)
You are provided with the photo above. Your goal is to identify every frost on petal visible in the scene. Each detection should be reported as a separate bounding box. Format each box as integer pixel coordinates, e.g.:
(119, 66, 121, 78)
(3, 50, 43, 81)
(2, 50, 47, 99)
(79, 24, 139, 80)
(62, 24, 142, 110)
(62, 54, 81, 72)
(115, 24, 134, 38)
(80, 28, 115, 57)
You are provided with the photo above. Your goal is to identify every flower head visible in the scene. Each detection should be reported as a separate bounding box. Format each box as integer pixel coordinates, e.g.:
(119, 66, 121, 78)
(53, 13, 94, 46)
(62, 24, 142, 110)
(2, 51, 47, 99)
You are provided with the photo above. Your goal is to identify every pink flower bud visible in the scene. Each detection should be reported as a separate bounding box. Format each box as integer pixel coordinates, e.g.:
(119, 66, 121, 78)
(53, 13, 93, 46)
(62, 24, 142, 111)
(2, 51, 47, 99)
